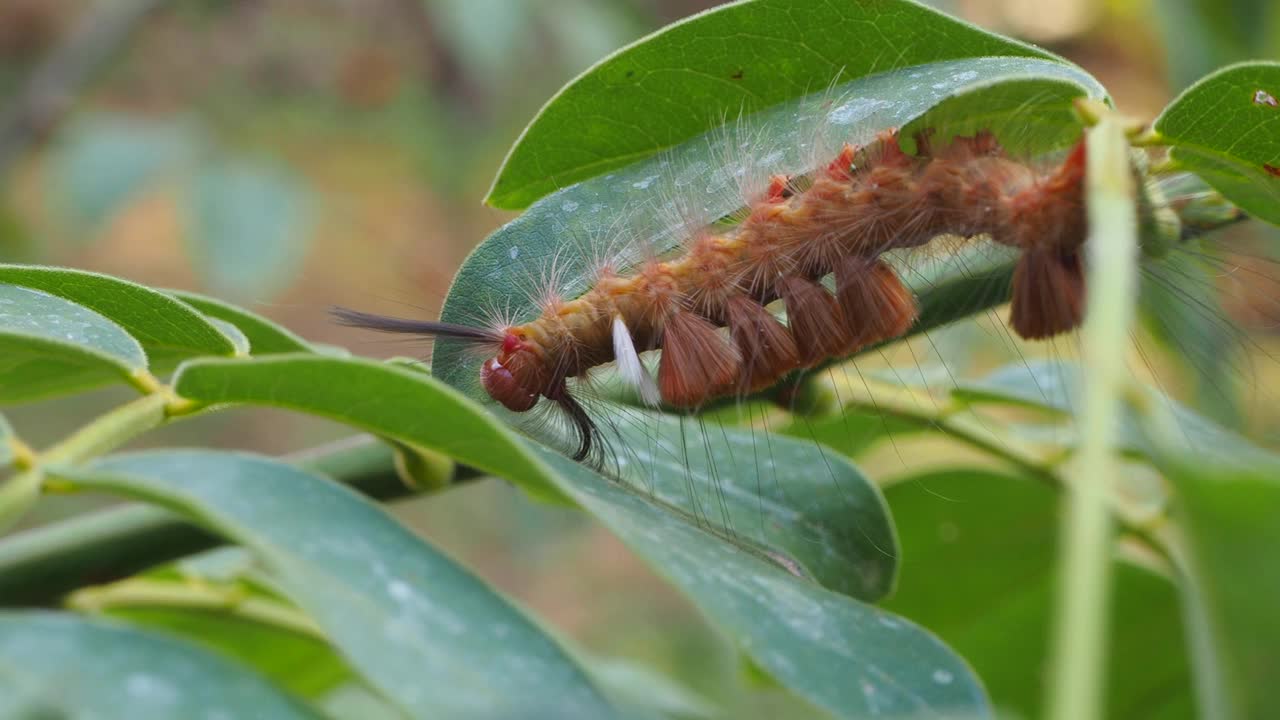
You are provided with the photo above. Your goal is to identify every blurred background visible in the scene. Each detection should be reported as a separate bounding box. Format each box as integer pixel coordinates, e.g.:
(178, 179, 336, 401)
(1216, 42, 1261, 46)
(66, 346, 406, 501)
(1, 0, 1277, 715)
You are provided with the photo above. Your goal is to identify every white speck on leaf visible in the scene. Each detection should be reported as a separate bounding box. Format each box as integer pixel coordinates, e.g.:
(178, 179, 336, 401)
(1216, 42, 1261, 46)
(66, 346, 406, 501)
(877, 615, 902, 630)
(933, 669, 954, 685)
(387, 579, 413, 601)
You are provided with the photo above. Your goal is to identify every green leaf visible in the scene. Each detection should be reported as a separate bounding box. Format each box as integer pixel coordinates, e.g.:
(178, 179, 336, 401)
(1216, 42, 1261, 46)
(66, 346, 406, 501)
(486, 0, 1079, 208)
(881, 468, 1194, 719)
(1138, 247, 1240, 426)
(1161, 454, 1280, 719)
(0, 283, 149, 403)
(0, 264, 239, 367)
(206, 316, 250, 355)
(534, 446, 991, 719)
(0, 611, 320, 719)
(168, 289, 314, 354)
(1154, 61, 1280, 226)
(84, 547, 717, 718)
(185, 161, 310, 301)
(609, 413, 899, 601)
(173, 355, 569, 503)
(56, 450, 622, 720)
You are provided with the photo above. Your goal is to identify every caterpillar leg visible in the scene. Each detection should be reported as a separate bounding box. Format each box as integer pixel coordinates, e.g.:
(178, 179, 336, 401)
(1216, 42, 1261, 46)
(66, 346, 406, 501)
(657, 309, 741, 408)
(835, 257, 919, 351)
(1009, 248, 1085, 339)
(725, 295, 800, 393)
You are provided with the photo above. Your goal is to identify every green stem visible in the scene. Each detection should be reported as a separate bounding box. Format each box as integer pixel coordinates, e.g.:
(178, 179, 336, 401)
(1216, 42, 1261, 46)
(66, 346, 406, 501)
(68, 578, 325, 640)
(0, 470, 43, 535)
(821, 377, 1057, 482)
(822, 375, 1172, 565)
(0, 392, 171, 532)
(41, 392, 170, 466)
(1048, 115, 1139, 720)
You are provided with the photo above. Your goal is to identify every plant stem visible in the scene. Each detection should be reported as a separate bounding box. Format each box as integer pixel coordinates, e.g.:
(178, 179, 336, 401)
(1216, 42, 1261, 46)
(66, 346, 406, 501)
(67, 578, 325, 640)
(0, 470, 43, 535)
(1048, 115, 1139, 720)
(40, 391, 170, 466)
(819, 374, 1173, 568)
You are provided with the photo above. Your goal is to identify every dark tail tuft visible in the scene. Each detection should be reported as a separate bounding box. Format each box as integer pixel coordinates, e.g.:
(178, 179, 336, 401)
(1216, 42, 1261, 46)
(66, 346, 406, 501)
(330, 307, 504, 344)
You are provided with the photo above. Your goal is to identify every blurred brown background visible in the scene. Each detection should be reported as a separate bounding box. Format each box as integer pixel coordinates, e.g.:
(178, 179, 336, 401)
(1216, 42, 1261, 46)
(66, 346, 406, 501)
(1, 1, 1276, 715)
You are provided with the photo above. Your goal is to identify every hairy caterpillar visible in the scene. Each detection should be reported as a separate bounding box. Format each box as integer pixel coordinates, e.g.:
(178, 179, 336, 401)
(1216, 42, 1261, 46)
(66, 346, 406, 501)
(335, 60, 1264, 467)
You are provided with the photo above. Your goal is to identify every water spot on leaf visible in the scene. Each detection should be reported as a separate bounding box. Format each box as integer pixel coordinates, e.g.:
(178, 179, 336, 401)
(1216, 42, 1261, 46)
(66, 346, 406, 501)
(932, 669, 954, 685)
(387, 579, 413, 601)
(876, 615, 902, 630)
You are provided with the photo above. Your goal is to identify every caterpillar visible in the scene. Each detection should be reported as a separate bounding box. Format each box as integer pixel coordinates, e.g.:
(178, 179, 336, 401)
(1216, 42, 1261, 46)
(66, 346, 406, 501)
(334, 66, 1261, 466)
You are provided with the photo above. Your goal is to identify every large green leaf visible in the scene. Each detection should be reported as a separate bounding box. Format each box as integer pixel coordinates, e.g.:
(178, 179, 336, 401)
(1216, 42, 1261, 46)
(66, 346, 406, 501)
(534, 446, 991, 719)
(1154, 61, 1280, 226)
(0, 611, 320, 719)
(76, 546, 717, 718)
(56, 450, 622, 720)
(0, 264, 239, 366)
(881, 468, 1193, 719)
(0, 283, 149, 402)
(486, 0, 1077, 208)
(168, 289, 314, 354)
(170, 354, 986, 716)
(1161, 454, 1280, 719)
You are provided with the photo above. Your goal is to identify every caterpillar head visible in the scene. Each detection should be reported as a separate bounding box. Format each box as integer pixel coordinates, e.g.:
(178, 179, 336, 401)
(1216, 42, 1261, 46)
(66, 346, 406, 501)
(480, 330, 544, 412)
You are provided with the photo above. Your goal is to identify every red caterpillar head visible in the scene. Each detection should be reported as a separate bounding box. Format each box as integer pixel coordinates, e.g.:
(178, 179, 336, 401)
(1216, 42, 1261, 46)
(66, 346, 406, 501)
(480, 330, 544, 412)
